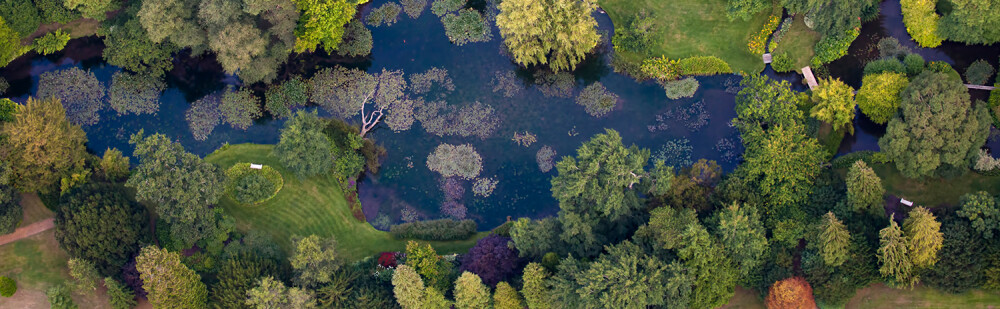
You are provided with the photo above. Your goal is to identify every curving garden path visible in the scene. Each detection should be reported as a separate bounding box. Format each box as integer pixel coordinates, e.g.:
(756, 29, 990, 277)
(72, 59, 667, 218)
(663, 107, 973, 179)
(0, 218, 55, 246)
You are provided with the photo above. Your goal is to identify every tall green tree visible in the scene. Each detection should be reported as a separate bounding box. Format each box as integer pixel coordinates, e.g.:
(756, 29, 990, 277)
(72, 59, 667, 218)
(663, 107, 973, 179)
(2, 97, 88, 193)
(878, 217, 915, 287)
(879, 70, 991, 178)
(845, 160, 885, 216)
(454, 272, 492, 309)
(210, 256, 276, 309)
(290, 235, 340, 287)
(814, 212, 851, 267)
(677, 223, 736, 309)
(810, 77, 856, 134)
(956, 191, 1000, 239)
(104, 277, 137, 309)
(496, 0, 599, 71)
(55, 184, 148, 276)
(126, 131, 225, 247)
(493, 282, 525, 309)
(509, 217, 560, 259)
(713, 203, 768, 280)
(245, 276, 317, 309)
(274, 111, 334, 178)
(903, 207, 944, 269)
(392, 265, 426, 309)
(521, 263, 552, 309)
(734, 74, 806, 134)
(739, 123, 825, 211)
(293, 0, 370, 53)
(405, 241, 452, 292)
(0, 185, 21, 235)
(551, 129, 648, 222)
(135, 246, 208, 309)
(0, 16, 24, 67)
(138, 0, 204, 49)
(576, 240, 692, 309)
(937, 0, 1000, 44)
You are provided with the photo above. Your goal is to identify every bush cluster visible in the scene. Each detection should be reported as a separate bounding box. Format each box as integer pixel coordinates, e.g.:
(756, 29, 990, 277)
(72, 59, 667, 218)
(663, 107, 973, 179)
(748, 15, 780, 55)
(441, 9, 491, 46)
(768, 17, 793, 52)
(389, 219, 477, 240)
(225, 163, 284, 205)
(812, 29, 859, 65)
(427, 143, 483, 179)
(662, 77, 699, 100)
(965, 59, 995, 85)
(771, 52, 795, 72)
(863, 58, 906, 75)
(32, 29, 70, 55)
(611, 9, 655, 53)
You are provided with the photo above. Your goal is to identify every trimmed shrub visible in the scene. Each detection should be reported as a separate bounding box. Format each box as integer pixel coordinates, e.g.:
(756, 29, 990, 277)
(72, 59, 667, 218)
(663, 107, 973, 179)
(109, 71, 165, 115)
(965, 59, 995, 85)
(427, 144, 482, 179)
(576, 82, 619, 117)
(772, 52, 795, 72)
(678, 56, 732, 75)
(864, 59, 906, 75)
(390, 219, 477, 240)
(0, 276, 15, 297)
(662, 77, 699, 99)
(367, 2, 402, 27)
(46, 285, 76, 309)
(441, 9, 491, 46)
(225, 163, 284, 205)
(812, 29, 859, 65)
(33, 29, 70, 55)
(903, 53, 925, 76)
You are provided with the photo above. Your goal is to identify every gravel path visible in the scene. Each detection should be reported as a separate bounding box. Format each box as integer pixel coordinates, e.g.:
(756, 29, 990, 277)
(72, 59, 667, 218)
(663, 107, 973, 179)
(0, 218, 55, 246)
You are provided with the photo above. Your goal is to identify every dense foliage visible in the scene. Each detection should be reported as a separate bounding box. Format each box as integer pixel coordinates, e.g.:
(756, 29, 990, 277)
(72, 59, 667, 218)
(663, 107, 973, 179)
(496, 0, 599, 71)
(55, 184, 148, 276)
(900, 0, 943, 47)
(274, 111, 334, 178)
(0, 185, 20, 235)
(224, 163, 283, 205)
(390, 218, 476, 240)
(2, 97, 88, 193)
(856, 72, 908, 124)
(809, 78, 855, 134)
(135, 246, 208, 308)
(32, 29, 70, 55)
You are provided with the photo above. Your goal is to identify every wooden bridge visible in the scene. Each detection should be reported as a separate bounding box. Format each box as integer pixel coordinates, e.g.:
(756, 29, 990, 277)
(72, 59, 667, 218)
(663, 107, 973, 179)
(966, 84, 996, 91)
(797, 65, 995, 92)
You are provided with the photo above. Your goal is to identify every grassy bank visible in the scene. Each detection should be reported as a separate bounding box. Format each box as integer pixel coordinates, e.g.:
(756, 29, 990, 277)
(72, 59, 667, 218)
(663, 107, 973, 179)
(205, 144, 484, 261)
(845, 283, 1000, 308)
(771, 15, 822, 72)
(600, 0, 770, 74)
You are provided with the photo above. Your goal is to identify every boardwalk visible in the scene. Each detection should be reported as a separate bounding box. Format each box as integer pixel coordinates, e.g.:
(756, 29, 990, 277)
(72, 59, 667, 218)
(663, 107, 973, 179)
(801, 66, 818, 90)
(0, 218, 55, 246)
(966, 84, 996, 91)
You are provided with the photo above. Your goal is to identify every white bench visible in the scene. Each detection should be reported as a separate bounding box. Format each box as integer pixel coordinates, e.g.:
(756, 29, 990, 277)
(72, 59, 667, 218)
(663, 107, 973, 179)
(250, 164, 263, 170)
(900, 198, 913, 207)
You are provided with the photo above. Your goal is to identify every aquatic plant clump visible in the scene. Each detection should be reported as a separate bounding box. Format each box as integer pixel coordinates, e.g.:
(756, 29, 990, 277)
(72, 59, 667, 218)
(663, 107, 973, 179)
(714, 138, 742, 163)
(648, 100, 710, 133)
(441, 9, 492, 46)
(534, 70, 575, 98)
(367, 3, 402, 27)
(410, 67, 455, 96)
(309, 66, 375, 119)
(472, 177, 498, 197)
(109, 71, 165, 115)
(431, 0, 466, 17)
(654, 138, 694, 169)
(536, 145, 557, 173)
(491, 70, 522, 98)
(225, 163, 284, 206)
(385, 98, 416, 132)
(401, 0, 428, 18)
(661, 77, 699, 99)
(512, 131, 537, 147)
(185, 94, 222, 141)
(576, 82, 619, 117)
(336, 21, 373, 57)
(427, 143, 483, 179)
(415, 100, 501, 139)
(264, 77, 309, 119)
(440, 200, 467, 219)
(440, 177, 466, 201)
(220, 87, 262, 131)
(36, 67, 106, 126)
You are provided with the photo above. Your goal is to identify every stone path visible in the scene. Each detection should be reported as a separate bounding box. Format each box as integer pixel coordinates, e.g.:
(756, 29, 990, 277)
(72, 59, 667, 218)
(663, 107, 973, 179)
(0, 218, 55, 246)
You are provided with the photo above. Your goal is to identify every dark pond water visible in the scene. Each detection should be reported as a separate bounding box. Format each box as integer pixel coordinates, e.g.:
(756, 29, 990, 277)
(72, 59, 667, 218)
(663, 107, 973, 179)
(0, 0, 993, 230)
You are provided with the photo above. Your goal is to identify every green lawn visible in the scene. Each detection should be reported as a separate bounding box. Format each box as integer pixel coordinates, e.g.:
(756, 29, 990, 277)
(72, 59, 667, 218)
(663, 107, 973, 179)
(0, 230, 109, 308)
(205, 144, 484, 261)
(772, 14, 822, 72)
(846, 284, 1000, 308)
(869, 163, 1000, 207)
(600, 0, 770, 74)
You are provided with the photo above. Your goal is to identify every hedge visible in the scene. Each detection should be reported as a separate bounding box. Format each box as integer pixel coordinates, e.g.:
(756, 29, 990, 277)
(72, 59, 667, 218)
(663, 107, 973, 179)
(831, 151, 891, 169)
(0, 276, 15, 297)
(641, 56, 732, 81)
(390, 219, 477, 241)
(224, 163, 284, 205)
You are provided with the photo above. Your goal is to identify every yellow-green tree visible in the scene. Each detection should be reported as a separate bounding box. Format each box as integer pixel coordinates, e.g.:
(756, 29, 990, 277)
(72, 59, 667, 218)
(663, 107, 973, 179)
(493, 282, 525, 309)
(878, 216, 915, 287)
(846, 160, 885, 216)
(857, 72, 909, 124)
(814, 212, 850, 267)
(900, 0, 943, 47)
(392, 265, 425, 309)
(135, 246, 208, 309)
(496, 0, 598, 71)
(903, 207, 944, 269)
(2, 97, 88, 193)
(293, 0, 370, 53)
(810, 77, 856, 134)
(454, 272, 492, 309)
(521, 263, 552, 309)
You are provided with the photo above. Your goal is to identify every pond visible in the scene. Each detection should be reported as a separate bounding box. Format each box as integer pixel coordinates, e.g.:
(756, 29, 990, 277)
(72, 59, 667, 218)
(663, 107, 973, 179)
(0, 0, 993, 230)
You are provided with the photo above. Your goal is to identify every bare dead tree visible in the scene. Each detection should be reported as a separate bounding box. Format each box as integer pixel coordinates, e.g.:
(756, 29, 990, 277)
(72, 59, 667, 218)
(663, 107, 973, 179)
(359, 85, 381, 137)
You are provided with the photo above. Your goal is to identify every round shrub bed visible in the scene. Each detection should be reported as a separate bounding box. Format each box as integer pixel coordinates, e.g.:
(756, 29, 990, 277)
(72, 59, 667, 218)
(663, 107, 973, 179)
(225, 163, 284, 205)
